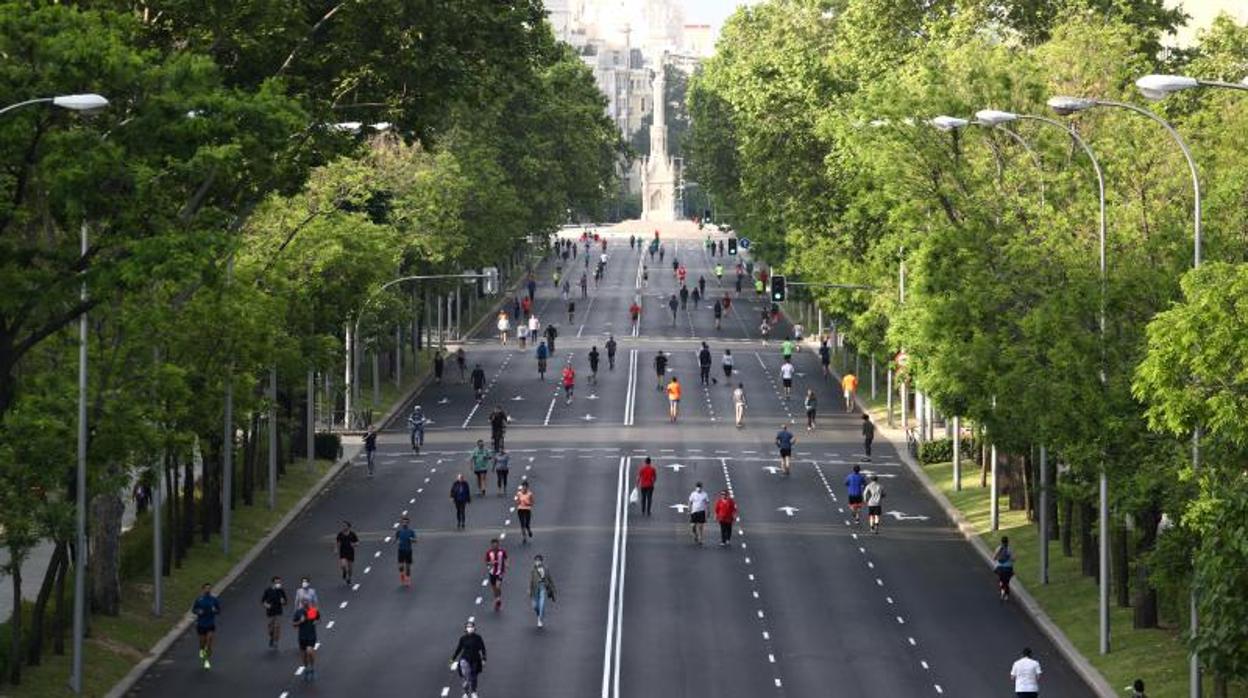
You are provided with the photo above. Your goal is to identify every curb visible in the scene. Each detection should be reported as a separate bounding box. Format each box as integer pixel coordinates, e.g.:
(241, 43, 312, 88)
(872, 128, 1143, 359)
(867, 407, 1119, 698)
(106, 369, 424, 698)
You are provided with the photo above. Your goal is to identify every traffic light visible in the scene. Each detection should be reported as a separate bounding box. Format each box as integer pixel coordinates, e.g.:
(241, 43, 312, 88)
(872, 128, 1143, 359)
(770, 275, 786, 302)
(727, 238, 738, 256)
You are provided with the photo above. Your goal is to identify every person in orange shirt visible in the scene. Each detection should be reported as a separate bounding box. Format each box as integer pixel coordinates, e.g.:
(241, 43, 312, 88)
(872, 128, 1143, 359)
(841, 373, 859, 413)
(514, 480, 534, 542)
(666, 377, 682, 422)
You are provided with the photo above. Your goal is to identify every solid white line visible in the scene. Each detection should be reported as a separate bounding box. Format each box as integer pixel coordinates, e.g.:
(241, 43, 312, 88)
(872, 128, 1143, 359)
(601, 456, 626, 698)
(612, 457, 631, 698)
(544, 396, 558, 426)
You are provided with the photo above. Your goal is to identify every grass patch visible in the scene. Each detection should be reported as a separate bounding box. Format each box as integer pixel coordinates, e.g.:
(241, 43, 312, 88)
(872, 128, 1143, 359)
(923, 459, 1210, 697)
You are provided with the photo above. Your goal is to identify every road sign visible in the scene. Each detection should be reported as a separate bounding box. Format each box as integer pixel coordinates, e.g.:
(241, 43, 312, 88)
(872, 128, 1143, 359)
(739, 237, 751, 250)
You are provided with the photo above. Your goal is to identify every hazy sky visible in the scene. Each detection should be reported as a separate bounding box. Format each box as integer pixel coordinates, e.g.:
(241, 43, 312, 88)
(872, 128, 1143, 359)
(681, 0, 755, 33)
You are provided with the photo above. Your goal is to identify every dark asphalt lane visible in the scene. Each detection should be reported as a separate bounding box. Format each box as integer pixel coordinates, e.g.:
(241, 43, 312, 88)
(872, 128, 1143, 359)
(129, 230, 1096, 698)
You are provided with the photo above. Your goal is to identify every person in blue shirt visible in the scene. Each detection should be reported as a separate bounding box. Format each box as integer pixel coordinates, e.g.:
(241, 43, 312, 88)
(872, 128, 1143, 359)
(775, 424, 796, 476)
(535, 340, 549, 381)
(396, 517, 417, 587)
(191, 583, 221, 669)
(408, 406, 426, 453)
(845, 465, 868, 525)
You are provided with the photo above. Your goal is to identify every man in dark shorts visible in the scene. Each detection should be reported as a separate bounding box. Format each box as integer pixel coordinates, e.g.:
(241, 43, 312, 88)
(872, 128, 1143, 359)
(336, 521, 359, 585)
(606, 335, 618, 370)
(654, 351, 668, 390)
(864, 474, 885, 534)
(698, 342, 713, 386)
(845, 465, 867, 525)
(862, 414, 875, 461)
(191, 583, 221, 669)
(261, 576, 287, 649)
(292, 598, 318, 681)
(688, 482, 710, 545)
(396, 517, 417, 587)
(485, 538, 509, 611)
(775, 424, 795, 476)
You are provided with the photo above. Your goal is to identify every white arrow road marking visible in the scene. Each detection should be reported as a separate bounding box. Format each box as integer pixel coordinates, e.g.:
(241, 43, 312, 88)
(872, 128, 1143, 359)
(587, 393, 599, 400)
(583, 414, 597, 421)
(777, 506, 799, 517)
(666, 463, 685, 472)
(762, 466, 781, 475)
(885, 510, 930, 521)
(511, 395, 525, 401)
(669, 503, 689, 513)
(438, 397, 450, 404)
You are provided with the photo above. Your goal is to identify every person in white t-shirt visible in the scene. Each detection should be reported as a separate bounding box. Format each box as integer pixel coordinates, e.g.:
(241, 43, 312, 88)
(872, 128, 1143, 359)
(863, 475, 885, 533)
(688, 483, 710, 546)
(779, 360, 795, 398)
(527, 315, 540, 345)
(732, 383, 747, 428)
(1010, 647, 1041, 697)
(497, 311, 511, 345)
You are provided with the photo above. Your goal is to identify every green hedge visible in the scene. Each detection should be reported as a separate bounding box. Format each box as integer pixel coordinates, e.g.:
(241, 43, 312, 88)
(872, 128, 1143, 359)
(917, 437, 974, 465)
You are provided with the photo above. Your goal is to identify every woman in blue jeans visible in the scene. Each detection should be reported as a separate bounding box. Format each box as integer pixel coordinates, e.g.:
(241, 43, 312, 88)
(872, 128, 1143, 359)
(529, 556, 557, 628)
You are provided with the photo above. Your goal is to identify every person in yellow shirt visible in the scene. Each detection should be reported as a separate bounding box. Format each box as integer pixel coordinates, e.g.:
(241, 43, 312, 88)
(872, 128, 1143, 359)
(666, 377, 682, 422)
(841, 373, 859, 413)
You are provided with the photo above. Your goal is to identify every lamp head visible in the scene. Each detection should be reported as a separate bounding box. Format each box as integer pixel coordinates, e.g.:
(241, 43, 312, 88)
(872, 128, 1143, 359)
(974, 109, 1018, 126)
(929, 115, 969, 131)
(1135, 74, 1199, 100)
(51, 93, 109, 113)
(1047, 96, 1096, 116)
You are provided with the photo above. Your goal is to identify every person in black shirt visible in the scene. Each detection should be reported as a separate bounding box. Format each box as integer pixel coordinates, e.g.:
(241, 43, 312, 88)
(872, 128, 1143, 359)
(605, 335, 617, 370)
(335, 521, 359, 585)
(679, 285, 689, 310)
(261, 576, 288, 649)
(471, 364, 487, 403)
(455, 348, 467, 382)
(433, 351, 445, 383)
(451, 621, 487, 697)
(588, 346, 600, 384)
(698, 342, 713, 386)
(292, 599, 318, 681)
(654, 351, 668, 390)
(450, 474, 472, 529)
(862, 414, 875, 461)
(489, 406, 508, 452)
(363, 424, 378, 477)
(544, 324, 558, 353)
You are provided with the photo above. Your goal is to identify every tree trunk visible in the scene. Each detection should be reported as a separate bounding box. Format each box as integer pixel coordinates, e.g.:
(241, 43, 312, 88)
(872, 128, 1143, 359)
(1060, 492, 1074, 557)
(980, 441, 989, 488)
(1008, 455, 1027, 512)
(1133, 506, 1161, 629)
(182, 450, 195, 554)
(89, 491, 124, 615)
(1113, 520, 1130, 607)
(52, 542, 68, 655)
(1079, 501, 1097, 579)
(26, 540, 67, 666)
(8, 545, 25, 684)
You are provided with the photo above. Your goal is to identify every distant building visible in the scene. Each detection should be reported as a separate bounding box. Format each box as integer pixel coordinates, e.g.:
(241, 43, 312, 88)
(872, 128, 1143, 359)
(682, 24, 715, 58)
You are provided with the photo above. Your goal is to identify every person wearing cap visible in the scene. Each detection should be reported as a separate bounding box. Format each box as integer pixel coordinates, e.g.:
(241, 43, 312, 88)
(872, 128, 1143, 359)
(714, 490, 738, 547)
(863, 474, 885, 534)
(450, 621, 487, 698)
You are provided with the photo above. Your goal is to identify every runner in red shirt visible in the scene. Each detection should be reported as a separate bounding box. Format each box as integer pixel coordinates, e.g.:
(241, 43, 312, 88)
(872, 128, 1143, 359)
(561, 365, 576, 404)
(484, 539, 509, 611)
(629, 302, 642, 331)
(715, 490, 738, 547)
(637, 457, 657, 516)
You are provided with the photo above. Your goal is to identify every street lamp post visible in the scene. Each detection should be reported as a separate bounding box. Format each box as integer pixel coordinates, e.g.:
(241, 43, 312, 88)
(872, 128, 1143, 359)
(1048, 92, 1201, 687)
(977, 109, 1107, 632)
(1, 91, 110, 696)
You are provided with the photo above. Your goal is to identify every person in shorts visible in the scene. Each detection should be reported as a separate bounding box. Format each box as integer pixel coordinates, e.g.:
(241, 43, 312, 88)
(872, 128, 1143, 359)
(191, 583, 221, 669)
(485, 538, 509, 611)
(688, 482, 710, 545)
(261, 576, 287, 649)
(845, 465, 867, 524)
(292, 598, 318, 681)
(864, 475, 885, 534)
(336, 521, 358, 585)
(666, 376, 682, 422)
(779, 360, 795, 398)
(775, 424, 795, 475)
(396, 517, 416, 587)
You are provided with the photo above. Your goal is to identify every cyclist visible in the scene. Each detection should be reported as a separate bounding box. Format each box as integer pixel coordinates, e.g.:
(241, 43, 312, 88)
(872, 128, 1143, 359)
(536, 340, 549, 381)
(408, 405, 426, 453)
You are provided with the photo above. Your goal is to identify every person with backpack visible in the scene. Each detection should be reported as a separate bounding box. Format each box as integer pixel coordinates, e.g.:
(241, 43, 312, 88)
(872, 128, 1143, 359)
(994, 536, 1015, 601)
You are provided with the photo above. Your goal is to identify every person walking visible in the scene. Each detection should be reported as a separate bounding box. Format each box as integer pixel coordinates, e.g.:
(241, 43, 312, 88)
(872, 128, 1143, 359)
(775, 423, 795, 476)
(496, 310, 510, 345)
(722, 349, 734, 380)
(668, 294, 679, 325)
(698, 275, 707, 297)
(450, 621, 487, 698)
(698, 342, 713, 386)
(606, 335, 618, 370)
(841, 372, 859, 412)
(528, 314, 540, 346)
(654, 351, 668, 390)
(192, 583, 221, 670)
(261, 576, 288, 649)
(666, 376, 682, 422)
(455, 348, 467, 383)
(993, 536, 1015, 600)
(471, 363, 487, 403)
(527, 277, 537, 302)
(714, 489, 737, 547)
(535, 340, 549, 381)
(1009, 647, 1041, 697)
(560, 363, 576, 404)
(579, 271, 588, 298)
(713, 299, 723, 329)
(688, 482, 710, 546)
(363, 424, 378, 476)
(733, 383, 747, 427)
(484, 538, 509, 611)
(804, 389, 818, 431)
(514, 480, 534, 542)
(862, 414, 875, 461)
(336, 520, 359, 585)
(779, 360, 795, 399)
(434, 351, 445, 384)
(544, 323, 558, 352)
(471, 440, 492, 496)
(450, 474, 472, 529)
(864, 474, 885, 534)
(529, 555, 557, 628)
(679, 284, 689, 310)
(292, 597, 318, 681)
(629, 300, 642, 331)
(845, 465, 867, 525)
(637, 457, 657, 516)
(489, 405, 508, 452)
(408, 405, 427, 453)
(819, 340, 831, 377)
(396, 517, 417, 587)
(588, 346, 600, 384)
(566, 299, 575, 324)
